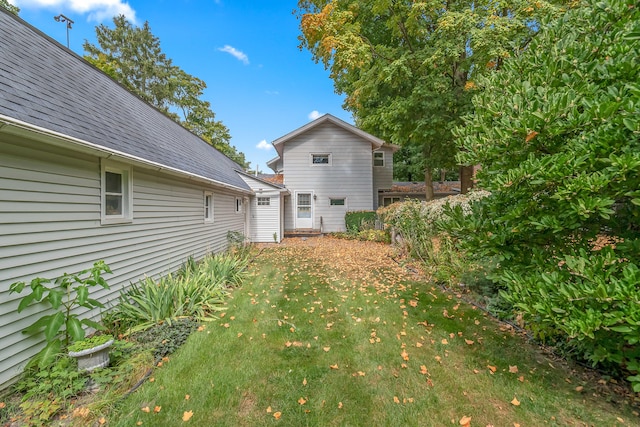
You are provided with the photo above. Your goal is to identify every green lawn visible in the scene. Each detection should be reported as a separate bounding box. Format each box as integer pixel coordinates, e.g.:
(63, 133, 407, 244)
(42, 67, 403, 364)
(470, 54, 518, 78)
(110, 238, 637, 426)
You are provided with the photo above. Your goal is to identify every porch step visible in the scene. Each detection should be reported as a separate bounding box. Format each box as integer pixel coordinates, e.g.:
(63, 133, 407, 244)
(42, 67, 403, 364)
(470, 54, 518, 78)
(284, 230, 323, 238)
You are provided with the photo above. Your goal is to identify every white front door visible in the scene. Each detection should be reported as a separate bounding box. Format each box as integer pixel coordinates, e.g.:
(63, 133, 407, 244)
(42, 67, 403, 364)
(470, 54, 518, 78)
(295, 192, 313, 229)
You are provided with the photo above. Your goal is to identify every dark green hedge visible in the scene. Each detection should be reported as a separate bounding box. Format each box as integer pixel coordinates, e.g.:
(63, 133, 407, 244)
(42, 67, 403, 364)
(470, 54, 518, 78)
(345, 211, 377, 232)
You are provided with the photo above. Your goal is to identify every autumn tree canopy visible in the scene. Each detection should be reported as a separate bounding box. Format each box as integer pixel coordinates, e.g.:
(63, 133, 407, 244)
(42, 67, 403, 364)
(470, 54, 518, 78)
(297, 0, 567, 198)
(84, 16, 248, 167)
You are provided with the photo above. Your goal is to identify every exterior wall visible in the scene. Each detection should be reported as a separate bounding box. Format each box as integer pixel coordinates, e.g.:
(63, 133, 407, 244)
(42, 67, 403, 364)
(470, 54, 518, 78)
(372, 146, 395, 210)
(0, 136, 245, 388)
(282, 121, 374, 233)
(239, 174, 283, 243)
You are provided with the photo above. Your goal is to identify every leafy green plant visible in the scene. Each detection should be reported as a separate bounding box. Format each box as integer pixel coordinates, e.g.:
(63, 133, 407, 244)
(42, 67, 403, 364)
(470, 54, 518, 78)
(345, 211, 377, 233)
(132, 318, 198, 360)
(9, 261, 112, 367)
(67, 334, 113, 352)
(455, 0, 640, 390)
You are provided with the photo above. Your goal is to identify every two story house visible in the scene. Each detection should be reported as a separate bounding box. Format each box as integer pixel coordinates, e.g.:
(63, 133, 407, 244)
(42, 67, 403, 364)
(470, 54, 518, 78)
(266, 114, 398, 233)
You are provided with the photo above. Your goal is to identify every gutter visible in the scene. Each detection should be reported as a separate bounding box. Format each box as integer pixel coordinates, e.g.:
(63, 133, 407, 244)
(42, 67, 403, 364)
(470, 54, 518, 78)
(0, 114, 253, 195)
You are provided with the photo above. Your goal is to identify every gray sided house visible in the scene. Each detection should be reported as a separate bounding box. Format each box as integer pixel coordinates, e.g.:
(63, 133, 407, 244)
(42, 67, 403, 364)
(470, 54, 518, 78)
(0, 10, 253, 388)
(267, 114, 398, 233)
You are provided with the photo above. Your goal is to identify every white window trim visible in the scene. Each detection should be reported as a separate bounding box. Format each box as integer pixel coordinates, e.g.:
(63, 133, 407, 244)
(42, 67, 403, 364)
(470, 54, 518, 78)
(204, 191, 214, 223)
(329, 197, 347, 207)
(101, 160, 133, 225)
(310, 153, 332, 166)
(373, 151, 385, 167)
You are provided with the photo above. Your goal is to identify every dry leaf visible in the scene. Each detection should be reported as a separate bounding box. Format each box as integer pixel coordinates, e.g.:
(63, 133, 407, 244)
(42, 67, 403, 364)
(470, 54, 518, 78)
(323, 346, 331, 352)
(330, 364, 339, 370)
(465, 339, 474, 345)
(393, 396, 400, 404)
(401, 350, 409, 361)
(136, 422, 143, 426)
(441, 339, 449, 345)
(459, 415, 472, 426)
(509, 365, 519, 373)
(575, 386, 584, 392)
(141, 406, 151, 413)
(511, 397, 520, 406)
(409, 300, 418, 307)
(487, 365, 497, 373)
(98, 417, 106, 425)
(420, 365, 428, 375)
(338, 402, 343, 409)
(154, 406, 162, 413)
(273, 412, 282, 420)
(182, 411, 193, 422)
(266, 406, 272, 413)
(525, 130, 539, 142)
(298, 397, 307, 405)
(518, 376, 524, 382)
(303, 378, 307, 386)
(185, 394, 190, 400)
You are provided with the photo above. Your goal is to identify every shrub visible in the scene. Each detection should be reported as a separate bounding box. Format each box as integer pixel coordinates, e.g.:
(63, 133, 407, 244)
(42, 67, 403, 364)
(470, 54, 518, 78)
(455, 0, 640, 390)
(345, 211, 377, 233)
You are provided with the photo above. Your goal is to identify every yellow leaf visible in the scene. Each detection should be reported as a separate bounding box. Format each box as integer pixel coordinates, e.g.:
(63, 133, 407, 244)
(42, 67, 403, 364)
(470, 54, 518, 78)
(357, 371, 366, 376)
(409, 300, 418, 307)
(298, 397, 307, 405)
(330, 364, 339, 370)
(511, 397, 520, 406)
(154, 406, 162, 413)
(459, 415, 472, 426)
(338, 402, 343, 409)
(141, 406, 151, 413)
(420, 365, 428, 375)
(401, 350, 409, 361)
(185, 394, 190, 400)
(98, 417, 106, 425)
(266, 406, 272, 413)
(303, 378, 308, 386)
(393, 396, 400, 404)
(518, 375, 524, 382)
(0, 402, 4, 409)
(136, 422, 143, 426)
(509, 365, 518, 373)
(273, 411, 282, 420)
(416, 342, 423, 348)
(323, 346, 331, 352)
(441, 339, 449, 345)
(182, 411, 193, 421)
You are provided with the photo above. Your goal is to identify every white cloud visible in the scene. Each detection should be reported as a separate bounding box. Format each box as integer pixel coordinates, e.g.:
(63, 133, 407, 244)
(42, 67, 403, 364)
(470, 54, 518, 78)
(256, 140, 273, 151)
(265, 90, 280, 96)
(218, 45, 249, 65)
(308, 110, 321, 120)
(14, 0, 137, 23)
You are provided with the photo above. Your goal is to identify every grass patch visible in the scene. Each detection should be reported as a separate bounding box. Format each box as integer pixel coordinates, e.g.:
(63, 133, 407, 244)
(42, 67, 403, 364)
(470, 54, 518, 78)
(109, 238, 638, 426)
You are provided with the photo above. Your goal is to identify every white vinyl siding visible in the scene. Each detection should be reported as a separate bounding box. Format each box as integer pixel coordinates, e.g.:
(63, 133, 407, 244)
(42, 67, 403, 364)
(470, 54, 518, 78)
(372, 146, 394, 209)
(0, 136, 245, 388)
(282, 121, 374, 232)
(237, 174, 284, 243)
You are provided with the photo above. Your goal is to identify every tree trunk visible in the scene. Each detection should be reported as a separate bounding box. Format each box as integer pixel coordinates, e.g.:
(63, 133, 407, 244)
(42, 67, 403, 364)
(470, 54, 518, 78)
(459, 165, 474, 194)
(425, 167, 435, 201)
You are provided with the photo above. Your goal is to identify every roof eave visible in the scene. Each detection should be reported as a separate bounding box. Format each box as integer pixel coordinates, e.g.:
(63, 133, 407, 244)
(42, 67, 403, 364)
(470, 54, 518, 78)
(0, 114, 253, 195)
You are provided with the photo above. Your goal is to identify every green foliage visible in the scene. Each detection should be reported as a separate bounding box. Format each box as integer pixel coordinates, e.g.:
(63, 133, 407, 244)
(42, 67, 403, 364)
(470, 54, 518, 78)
(455, 0, 640, 390)
(83, 15, 248, 167)
(379, 193, 490, 285)
(345, 210, 377, 233)
(67, 334, 113, 353)
(9, 261, 112, 367)
(297, 0, 568, 192)
(0, 0, 19, 15)
(132, 318, 198, 360)
(332, 229, 390, 243)
(114, 252, 246, 333)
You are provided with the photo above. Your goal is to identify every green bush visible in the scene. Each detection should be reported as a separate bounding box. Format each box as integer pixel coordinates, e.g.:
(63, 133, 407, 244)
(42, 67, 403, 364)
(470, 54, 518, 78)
(345, 211, 377, 233)
(455, 0, 640, 390)
(113, 252, 247, 334)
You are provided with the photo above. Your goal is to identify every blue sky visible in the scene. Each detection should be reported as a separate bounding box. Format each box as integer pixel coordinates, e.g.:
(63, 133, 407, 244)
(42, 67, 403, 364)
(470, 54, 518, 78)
(9, 0, 353, 172)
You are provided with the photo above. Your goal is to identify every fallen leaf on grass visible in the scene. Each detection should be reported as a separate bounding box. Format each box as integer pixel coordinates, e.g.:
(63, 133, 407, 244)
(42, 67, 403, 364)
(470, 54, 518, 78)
(465, 339, 474, 345)
(98, 417, 106, 425)
(298, 397, 307, 405)
(141, 407, 151, 413)
(518, 376, 524, 382)
(487, 365, 497, 373)
(266, 406, 272, 413)
(136, 422, 143, 426)
(273, 412, 282, 420)
(303, 378, 307, 386)
(511, 397, 520, 406)
(0, 402, 5, 409)
(330, 364, 339, 370)
(393, 396, 400, 404)
(401, 350, 409, 361)
(182, 411, 193, 421)
(509, 365, 519, 373)
(459, 415, 471, 426)
(575, 386, 584, 392)
(441, 339, 449, 345)
(338, 402, 343, 409)
(154, 406, 162, 413)
(420, 365, 428, 375)
(409, 300, 418, 307)
(323, 346, 331, 352)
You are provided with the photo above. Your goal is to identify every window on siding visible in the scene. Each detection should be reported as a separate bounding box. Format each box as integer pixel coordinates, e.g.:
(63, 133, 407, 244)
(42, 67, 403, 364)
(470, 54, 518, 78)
(204, 192, 214, 222)
(257, 197, 271, 206)
(373, 151, 384, 167)
(383, 196, 401, 207)
(101, 160, 132, 225)
(330, 198, 346, 206)
(236, 197, 243, 213)
(311, 153, 331, 166)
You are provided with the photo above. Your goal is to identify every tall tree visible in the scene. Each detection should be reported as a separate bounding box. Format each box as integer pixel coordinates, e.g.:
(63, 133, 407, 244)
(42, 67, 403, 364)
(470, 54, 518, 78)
(297, 0, 566, 199)
(84, 15, 248, 167)
(0, 0, 19, 15)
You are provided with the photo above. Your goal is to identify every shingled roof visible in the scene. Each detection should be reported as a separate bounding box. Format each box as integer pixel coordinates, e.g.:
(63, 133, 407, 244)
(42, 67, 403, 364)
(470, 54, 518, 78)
(0, 9, 250, 192)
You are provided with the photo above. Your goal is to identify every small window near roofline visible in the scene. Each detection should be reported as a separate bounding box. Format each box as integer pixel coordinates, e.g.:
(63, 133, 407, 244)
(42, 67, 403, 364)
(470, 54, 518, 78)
(373, 151, 384, 167)
(204, 192, 214, 222)
(311, 153, 331, 166)
(330, 198, 346, 206)
(101, 160, 133, 225)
